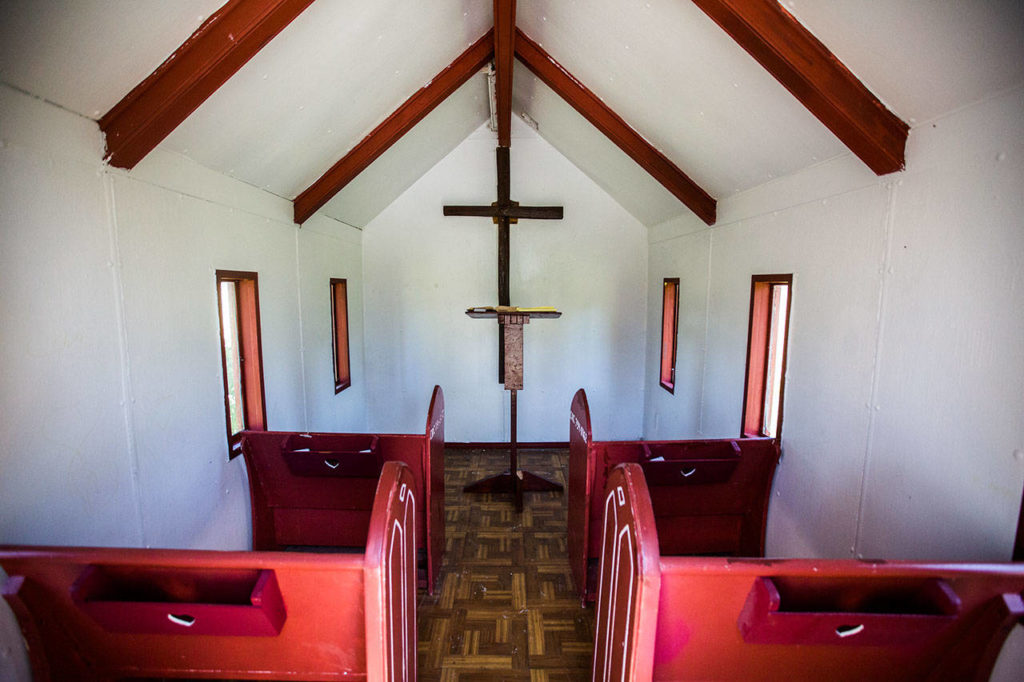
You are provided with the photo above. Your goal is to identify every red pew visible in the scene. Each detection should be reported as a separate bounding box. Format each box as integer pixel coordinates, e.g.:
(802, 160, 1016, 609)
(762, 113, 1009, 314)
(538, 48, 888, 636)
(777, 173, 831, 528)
(239, 384, 444, 593)
(0, 461, 418, 682)
(569, 388, 780, 603)
(593, 462, 1024, 681)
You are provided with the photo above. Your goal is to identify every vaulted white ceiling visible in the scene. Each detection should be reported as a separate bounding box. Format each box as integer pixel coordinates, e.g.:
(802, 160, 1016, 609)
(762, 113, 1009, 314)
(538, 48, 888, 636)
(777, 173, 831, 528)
(1, 1, 1021, 228)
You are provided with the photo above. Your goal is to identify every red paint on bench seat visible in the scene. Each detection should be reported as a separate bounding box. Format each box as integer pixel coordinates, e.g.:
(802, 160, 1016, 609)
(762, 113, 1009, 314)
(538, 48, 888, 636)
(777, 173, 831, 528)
(593, 463, 1024, 682)
(240, 385, 444, 594)
(0, 461, 417, 681)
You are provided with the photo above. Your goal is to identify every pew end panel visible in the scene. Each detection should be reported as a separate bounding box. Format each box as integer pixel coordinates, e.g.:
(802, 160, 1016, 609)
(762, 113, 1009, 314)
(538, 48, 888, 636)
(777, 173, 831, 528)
(568, 388, 594, 606)
(365, 460, 419, 682)
(424, 385, 445, 595)
(374, 384, 444, 593)
(592, 463, 661, 682)
(569, 388, 647, 603)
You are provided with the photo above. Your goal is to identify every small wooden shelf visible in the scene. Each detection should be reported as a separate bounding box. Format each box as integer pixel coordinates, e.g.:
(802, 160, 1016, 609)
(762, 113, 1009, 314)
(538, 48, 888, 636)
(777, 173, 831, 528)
(738, 576, 960, 646)
(640, 441, 740, 485)
(71, 565, 286, 636)
(280, 433, 381, 478)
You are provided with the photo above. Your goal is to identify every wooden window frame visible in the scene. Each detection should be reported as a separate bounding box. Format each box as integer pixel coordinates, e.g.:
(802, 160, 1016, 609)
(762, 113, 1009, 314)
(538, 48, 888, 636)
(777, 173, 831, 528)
(741, 274, 793, 439)
(659, 278, 680, 393)
(216, 270, 267, 452)
(330, 278, 351, 393)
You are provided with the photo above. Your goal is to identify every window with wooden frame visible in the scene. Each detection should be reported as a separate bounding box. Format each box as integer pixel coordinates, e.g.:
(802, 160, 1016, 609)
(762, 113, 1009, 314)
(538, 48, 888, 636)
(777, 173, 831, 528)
(216, 270, 266, 449)
(659, 278, 680, 393)
(330, 278, 351, 393)
(741, 274, 792, 439)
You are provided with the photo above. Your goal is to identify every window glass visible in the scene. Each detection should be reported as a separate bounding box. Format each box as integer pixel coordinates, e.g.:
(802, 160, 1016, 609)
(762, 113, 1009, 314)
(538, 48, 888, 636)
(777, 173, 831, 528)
(761, 283, 790, 438)
(659, 278, 679, 393)
(743, 275, 792, 438)
(331, 279, 351, 393)
(216, 271, 265, 450)
(219, 280, 245, 434)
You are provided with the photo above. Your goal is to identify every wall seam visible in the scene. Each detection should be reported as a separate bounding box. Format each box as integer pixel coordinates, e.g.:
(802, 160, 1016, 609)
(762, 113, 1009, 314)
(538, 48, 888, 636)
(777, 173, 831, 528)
(648, 179, 875, 247)
(639, 228, 651, 438)
(697, 229, 714, 436)
(103, 171, 148, 547)
(294, 229, 310, 431)
(358, 233, 371, 432)
(648, 223, 710, 246)
(106, 167, 292, 226)
(852, 179, 900, 557)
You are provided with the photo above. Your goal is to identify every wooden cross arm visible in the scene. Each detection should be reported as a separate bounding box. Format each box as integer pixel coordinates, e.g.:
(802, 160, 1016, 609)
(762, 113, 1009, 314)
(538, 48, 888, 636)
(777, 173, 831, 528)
(443, 205, 564, 219)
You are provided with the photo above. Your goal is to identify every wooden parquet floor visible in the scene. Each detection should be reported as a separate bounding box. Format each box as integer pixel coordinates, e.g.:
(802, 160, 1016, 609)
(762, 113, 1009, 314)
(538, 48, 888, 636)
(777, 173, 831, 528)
(418, 448, 595, 681)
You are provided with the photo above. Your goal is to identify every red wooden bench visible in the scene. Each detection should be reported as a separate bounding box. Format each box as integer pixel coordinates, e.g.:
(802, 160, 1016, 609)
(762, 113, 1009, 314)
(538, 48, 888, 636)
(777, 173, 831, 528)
(593, 462, 1024, 681)
(569, 388, 780, 603)
(239, 384, 444, 593)
(0, 460, 418, 682)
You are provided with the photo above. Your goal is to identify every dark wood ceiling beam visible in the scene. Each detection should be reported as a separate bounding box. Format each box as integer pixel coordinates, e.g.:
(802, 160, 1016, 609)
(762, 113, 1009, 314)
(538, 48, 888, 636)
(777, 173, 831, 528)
(294, 30, 494, 224)
(493, 0, 517, 147)
(514, 29, 716, 225)
(100, 0, 316, 169)
(691, 0, 908, 175)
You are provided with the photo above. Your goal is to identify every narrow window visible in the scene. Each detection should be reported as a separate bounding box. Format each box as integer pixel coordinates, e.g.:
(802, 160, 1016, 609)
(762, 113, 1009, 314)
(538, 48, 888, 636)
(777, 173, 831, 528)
(216, 270, 266, 448)
(659, 278, 680, 393)
(331, 278, 351, 393)
(742, 275, 792, 438)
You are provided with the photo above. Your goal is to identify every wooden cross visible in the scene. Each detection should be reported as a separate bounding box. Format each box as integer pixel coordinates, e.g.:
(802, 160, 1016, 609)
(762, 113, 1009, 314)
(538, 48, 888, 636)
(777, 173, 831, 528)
(445, 145, 565, 511)
(444, 146, 563, 382)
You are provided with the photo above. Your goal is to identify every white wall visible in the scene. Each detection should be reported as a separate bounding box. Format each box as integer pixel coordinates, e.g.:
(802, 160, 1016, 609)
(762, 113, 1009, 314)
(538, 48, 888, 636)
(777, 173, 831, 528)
(856, 86, 1024, 561)
(0, 84, 143, 548)
(644, 85, 1024, 562)
(644, 229, 710, 439)
(298, 218, 367, 432)
(362, 119, 648, 442)
(0, 83, 366, 550)
(0, 83, 368, 681)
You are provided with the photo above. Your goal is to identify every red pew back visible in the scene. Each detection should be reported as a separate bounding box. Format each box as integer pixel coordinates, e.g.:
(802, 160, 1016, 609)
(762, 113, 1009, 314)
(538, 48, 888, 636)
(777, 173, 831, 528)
(240, 385, 444, 593)
(569, 388, 780, 603)
(595, 463, 1024, 681)
(0, 461, 418, 682)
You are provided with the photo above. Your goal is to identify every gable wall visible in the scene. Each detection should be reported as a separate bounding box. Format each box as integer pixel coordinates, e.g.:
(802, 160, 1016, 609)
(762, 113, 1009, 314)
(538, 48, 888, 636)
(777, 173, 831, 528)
(644, 84, 1024, 562)
(361, 122, 648, 442)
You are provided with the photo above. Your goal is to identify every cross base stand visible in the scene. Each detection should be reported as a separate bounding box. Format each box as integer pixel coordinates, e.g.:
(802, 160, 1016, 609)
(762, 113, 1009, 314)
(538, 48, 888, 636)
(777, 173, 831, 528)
(462, 389, 562, 512)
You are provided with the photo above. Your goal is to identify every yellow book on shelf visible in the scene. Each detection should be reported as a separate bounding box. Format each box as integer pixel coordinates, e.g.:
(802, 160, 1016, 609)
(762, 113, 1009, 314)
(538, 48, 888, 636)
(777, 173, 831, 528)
(466, 305, 557, 313)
